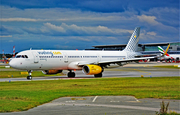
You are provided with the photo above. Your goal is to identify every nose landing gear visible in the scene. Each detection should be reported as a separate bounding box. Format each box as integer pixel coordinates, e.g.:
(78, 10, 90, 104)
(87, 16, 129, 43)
(27, 70, 32, 80)
(27, 76, 32, 80)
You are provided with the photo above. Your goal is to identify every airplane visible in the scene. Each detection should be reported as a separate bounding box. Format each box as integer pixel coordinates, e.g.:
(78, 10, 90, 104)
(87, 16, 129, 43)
(158, 45, 180, 62)
(9, 27, 156, 80)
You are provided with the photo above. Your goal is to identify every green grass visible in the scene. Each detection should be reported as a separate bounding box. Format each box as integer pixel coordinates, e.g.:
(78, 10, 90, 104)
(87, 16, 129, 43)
(0, 66, 12, 69)
(0, 77, 179, 112)
(153, 65, 180, 69)
(0, 71, 62, 78)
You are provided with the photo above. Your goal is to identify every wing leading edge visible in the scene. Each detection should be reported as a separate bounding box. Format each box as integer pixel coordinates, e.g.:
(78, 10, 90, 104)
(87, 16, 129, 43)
(98, 57, 155, 64)
(77, 56, 155, 66)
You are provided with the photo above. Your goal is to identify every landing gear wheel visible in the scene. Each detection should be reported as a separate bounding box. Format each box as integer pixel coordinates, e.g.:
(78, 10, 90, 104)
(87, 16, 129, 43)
(67, 72, 75, 78)
(27, 70, 32, 80)
(94, 73, 102, 78)
(27, 76, 32, 80)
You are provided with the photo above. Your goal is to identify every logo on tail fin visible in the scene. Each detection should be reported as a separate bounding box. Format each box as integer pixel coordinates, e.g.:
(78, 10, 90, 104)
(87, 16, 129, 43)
(123, 27, 140, 52)
(158, 45, 171, 57)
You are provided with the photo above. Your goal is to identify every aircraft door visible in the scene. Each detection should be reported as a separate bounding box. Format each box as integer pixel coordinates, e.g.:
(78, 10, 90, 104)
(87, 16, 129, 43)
(64, 52, 68, 63)
(97, 54, 101, 62)
(32, 52, 39, 63)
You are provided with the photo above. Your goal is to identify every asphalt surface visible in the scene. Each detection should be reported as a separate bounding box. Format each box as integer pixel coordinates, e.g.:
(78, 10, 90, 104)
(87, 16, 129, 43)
(0, 62, 180, 115)
(1, 96, 180, 115)
(0, 62, 179, 82)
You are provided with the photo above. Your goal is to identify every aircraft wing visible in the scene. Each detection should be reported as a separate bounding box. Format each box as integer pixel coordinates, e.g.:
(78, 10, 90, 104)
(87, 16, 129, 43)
(77, 61, 98, 66)
(134, 54, 159, 57)
(98, 57, 155, 64)
(77, 56, 155, 66)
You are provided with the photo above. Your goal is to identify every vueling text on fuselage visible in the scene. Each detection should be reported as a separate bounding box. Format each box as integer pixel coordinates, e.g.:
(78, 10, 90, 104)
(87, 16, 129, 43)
(38, 51, 62, 56)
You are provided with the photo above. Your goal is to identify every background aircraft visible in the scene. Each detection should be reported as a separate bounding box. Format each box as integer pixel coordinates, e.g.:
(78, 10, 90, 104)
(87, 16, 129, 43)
(158, 45, 180, 62)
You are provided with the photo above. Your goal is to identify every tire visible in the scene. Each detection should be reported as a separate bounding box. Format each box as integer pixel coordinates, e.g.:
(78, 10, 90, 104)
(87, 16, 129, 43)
(29, 76, 32, 80)
(27, 76, 32, 80)
(94, 73, 102, 78)
(67, 72, 75, 78)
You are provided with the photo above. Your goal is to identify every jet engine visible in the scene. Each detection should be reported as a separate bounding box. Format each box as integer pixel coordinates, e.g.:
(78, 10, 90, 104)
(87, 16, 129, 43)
(82, 65, 102, 75)
(42, 70, 63, 74)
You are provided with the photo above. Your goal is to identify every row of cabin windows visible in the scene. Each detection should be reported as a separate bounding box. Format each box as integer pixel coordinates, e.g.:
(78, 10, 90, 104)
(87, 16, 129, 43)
(68, 56, 124, 58)
(39, 56, 98, 58)
(39, 55, 125, 58)
(102, 56, 125, 58)
(15, 55, 126, 59)
(39, 56, 63, 58)
(68, 56, 98, 58)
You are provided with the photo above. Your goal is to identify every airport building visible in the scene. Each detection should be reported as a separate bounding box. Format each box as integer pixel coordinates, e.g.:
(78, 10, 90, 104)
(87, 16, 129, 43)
(86, 42, 180, 62)
(86, 42, 180, 52)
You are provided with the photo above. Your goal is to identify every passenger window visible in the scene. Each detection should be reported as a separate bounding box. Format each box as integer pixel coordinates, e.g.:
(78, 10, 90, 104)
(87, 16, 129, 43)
(16, 55, 21, 58)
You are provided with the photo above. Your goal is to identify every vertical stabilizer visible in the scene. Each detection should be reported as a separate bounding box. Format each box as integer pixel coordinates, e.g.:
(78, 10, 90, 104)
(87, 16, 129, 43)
(158, 46, 165, 54)
(158, 45, 171, 57)
(123, 27, 140, 52)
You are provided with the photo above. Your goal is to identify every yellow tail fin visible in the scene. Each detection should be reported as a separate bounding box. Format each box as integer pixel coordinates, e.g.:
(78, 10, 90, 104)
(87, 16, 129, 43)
(164, 44, 170, 56)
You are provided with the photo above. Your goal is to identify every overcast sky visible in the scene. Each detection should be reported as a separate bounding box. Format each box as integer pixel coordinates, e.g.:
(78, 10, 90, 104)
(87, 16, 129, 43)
(0, 0, 179, 53)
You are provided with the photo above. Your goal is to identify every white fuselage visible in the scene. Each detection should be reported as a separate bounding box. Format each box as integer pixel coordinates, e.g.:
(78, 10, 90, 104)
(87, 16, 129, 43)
(164, 54, 180, 60)
(9, 50, 131, 70)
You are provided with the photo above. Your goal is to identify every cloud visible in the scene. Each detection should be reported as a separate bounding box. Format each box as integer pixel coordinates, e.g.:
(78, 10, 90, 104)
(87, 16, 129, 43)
(42, 23, 65, 33)
(137, 15, 159, 25)
(0, 17, 108, 22)
(0, 18, 37, 22)
(0, 35, 12, 37)
(0, 2, 179, 53)
(147, 32, 156, 36)
(137, 13, 178, 40)
(146, 7, 179, 27)
(23, 23, 132, 36)
(0, 6, 134, 23)
(1, 0, 179, 13)
(0, 25, 23, 35)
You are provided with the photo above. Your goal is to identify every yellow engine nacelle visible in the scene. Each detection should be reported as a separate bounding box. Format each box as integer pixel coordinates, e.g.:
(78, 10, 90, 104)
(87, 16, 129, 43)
(42, 70, 63, 74)
(82, 65, 102, 75)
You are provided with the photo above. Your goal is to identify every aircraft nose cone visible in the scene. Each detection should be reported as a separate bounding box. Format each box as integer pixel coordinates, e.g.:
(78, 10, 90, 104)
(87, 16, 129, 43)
(9, 59, 17, 68)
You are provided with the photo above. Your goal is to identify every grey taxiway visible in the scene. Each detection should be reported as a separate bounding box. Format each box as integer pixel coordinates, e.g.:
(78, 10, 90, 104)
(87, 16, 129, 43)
(0, 62, 179, 82)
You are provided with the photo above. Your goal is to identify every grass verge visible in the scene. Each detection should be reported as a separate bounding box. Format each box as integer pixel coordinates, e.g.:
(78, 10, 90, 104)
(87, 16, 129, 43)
(153, 65, 180, 69)
(0, 71, 62, 78)
(0, 77, 179, 112)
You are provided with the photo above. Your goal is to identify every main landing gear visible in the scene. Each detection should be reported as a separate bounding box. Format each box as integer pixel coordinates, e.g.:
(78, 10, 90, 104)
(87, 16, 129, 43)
(67, 70, 102, 78)
(67, 70, 75, 78)
(94, 67, 103, 78)
(27, 70, 32, 80)
(94, 73, 102, 78)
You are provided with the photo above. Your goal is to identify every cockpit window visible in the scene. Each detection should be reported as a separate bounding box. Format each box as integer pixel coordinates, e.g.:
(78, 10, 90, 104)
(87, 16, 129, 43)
(16, 55, 21, 58)
(15, 55, 28, 58)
